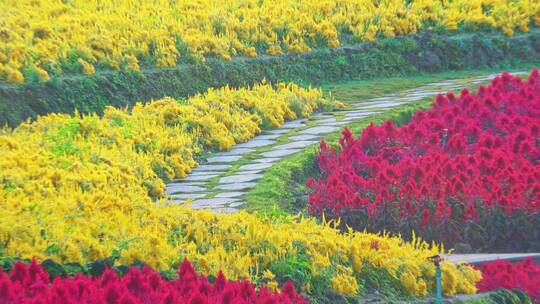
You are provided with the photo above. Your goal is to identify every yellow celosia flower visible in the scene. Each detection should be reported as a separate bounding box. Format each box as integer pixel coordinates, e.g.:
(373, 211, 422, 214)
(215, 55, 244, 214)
(331, 272, 358, 295)
(1, 0, 537, 83)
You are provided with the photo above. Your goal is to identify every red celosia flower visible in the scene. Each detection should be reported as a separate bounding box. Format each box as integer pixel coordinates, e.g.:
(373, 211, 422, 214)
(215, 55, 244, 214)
(307, 70, 540, 248)
(0, 261, 307, 304)
(476, 258, 540, 303)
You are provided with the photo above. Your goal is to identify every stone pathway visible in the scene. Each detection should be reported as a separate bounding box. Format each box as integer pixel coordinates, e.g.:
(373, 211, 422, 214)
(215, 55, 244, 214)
(444, 253, 540, 265)
(165, 71, 528, 213)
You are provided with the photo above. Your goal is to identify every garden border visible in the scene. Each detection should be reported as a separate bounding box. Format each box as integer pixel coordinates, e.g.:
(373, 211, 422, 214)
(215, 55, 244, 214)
(1, 29, 539, 127)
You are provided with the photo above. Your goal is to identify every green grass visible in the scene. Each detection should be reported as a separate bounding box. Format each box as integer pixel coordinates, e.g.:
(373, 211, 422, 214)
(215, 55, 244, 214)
(244, 66, 535, 215)
(322, 66, 531, 102)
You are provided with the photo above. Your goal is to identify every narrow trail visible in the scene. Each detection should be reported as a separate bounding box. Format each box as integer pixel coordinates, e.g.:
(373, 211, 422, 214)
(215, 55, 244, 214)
(166, 71, 540, 264)
(165, 72, 527, 214)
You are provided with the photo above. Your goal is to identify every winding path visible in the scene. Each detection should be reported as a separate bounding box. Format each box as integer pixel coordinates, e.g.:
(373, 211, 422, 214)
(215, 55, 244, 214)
(165, 71, 528, 214)
(166, 71, 540, 264)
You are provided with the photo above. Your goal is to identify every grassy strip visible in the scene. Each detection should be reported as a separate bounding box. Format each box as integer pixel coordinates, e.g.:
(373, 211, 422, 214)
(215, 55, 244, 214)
(244, 100, 432, 215)
(1, 30, 539, 127)
(244, 67, 534, 215)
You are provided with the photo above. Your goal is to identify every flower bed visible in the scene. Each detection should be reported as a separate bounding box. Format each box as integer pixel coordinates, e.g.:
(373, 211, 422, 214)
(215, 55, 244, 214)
(0, 259, 306, 303)
(0, 81, 325, 222)
(477, 258, 540, 303)
(1, 0, 538, 83)
(307, 70, 540, 251)
(0, 205, 482, 298)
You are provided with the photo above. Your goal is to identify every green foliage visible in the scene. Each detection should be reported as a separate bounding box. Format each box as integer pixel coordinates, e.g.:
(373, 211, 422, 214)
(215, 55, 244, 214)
(46, 118, 83, 157)
(1, 30, 539, 128)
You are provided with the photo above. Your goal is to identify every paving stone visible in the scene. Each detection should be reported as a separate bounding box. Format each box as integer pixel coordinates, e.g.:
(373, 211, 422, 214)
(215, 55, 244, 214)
(166, 184, 206, 193)
(405, 92, 434, 98)
(240, 162, 273, 170)
(261, 149, 301, 158)
(280, 120, 307, 129)
(254, 134, 282, 140)
(298, 126, 339, 135)
(266, 129, 290, 134)
(191, 202, 227, 209)
(214, 192, 245, 198)
(235, 170, 262, 175)
(444, 253, 540, 264)
(320, 121, 349, 126)
(426, 81, 455, 86)
(272, 140, 317, 150)
(368, 96, 398, 102)
(344, 113, 370, 119)
(216, 148, 255, 156)
(288, 134, 320, 141)
(235, 139, 276, 148)
(342, 109, 376, 115)
(168, 181, 205, 185)
(215, 182, 257, 191)
(169, 193, 207, 200)
(359, 101, 408, 109)
(182, 174, 219, 182)
(312, 113, 333, 118)
(191, 198, 238, 206)
(206, 155, 242, 163)
(315, 117, 337, 124)
(214, 207, 241, 214)
(190, 170, 222, 176)
(342, 116, 371, 122)
(191, 164, 232, 172)
(229, 201, 245, 208)
(219, 174, 263, 184)
(253, 157, 281, 163)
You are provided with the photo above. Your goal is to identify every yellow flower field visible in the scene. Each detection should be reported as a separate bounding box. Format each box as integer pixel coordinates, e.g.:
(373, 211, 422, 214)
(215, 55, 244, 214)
(0, 77, 481, 297)
(1, 0, 538, 83)
(0, 82, 327, 262)
(0, 81, 324, 200)
(0, 200, 481, 297)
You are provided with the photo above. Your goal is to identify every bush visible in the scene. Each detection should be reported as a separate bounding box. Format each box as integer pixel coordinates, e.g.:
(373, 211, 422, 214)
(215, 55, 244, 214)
(307, 70, 540, 251)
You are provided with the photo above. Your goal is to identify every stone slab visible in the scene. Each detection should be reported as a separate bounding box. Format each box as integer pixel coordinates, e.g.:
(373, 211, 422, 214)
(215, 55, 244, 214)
(280, 120, 307, 129)
(272, 141, 317, 150)
(315, 117, 337, 124)
(216, 148, 255, 156)
(191, 198, 238, 206)
(214, 192, 245, 198)
(166, 185, 206, 193)
(254, 134, 282, 140)
(359, 101, 408, 109)
(169, 193, 207, 200)
(444, 253, 540, 265)
(206, 155, 242, 163)
(213, 207, 241, 214)
(320, 121, 349, 126)
(235, 170, 262, 175)
(215, 182, 257, 191)
(182, 174, 219, 181)
(266, 129, 290, 134)
(253, 157, 281, 163)
(235, 139, 276, 148)
(239, 162, 273, 171)
(261, 149, 301, 158)
(219, 174, 262, 184)
(190, 170, 223, 176)
(191, 164, 232, 172)
(288, 134, 319, 141)
(298, 126, 339, 135)
(229, 201, 245, 208)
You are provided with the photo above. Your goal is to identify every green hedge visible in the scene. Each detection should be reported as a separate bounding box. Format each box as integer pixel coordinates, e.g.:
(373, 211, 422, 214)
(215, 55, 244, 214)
(1, 29, 539, 127)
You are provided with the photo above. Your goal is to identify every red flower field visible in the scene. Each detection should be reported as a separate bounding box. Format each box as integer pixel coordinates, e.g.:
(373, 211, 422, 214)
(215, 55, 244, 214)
(477, 258, 540, 303)
(0, 260, 306, 304)
(307, 70, 540, 251)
